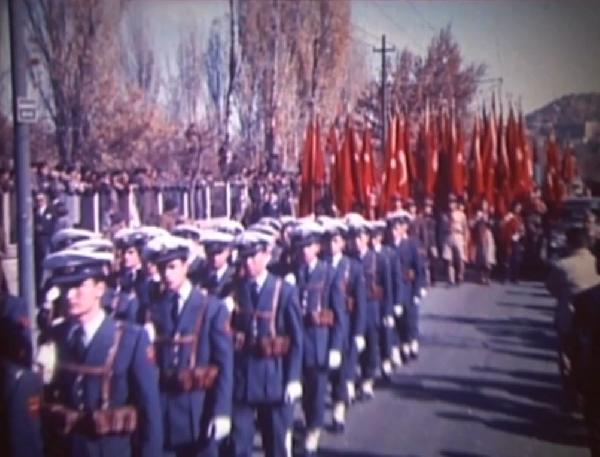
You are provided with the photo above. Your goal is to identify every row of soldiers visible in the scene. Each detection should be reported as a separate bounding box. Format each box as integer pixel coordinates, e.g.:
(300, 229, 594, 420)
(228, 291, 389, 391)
(6, 207, 427, 457)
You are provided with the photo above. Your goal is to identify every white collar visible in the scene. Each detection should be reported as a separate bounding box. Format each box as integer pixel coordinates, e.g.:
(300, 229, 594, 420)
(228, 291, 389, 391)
(307, 257, 318, 273)
(81, 309, 106, 347)
(177, 280, 193, 312)
(253, 269, 269, 292)
(215, 263, 229, 281)
(332, 252, 343, 268)
(372, 244, 382, 253)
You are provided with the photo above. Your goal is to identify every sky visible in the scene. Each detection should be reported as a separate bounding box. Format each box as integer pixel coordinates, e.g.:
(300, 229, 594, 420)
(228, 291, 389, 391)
(1, 0, 600, 114)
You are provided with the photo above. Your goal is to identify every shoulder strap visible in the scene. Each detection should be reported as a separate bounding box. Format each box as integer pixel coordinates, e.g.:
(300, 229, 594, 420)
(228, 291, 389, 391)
(188, 292, 208, 369)
(101, 322, 124, 409)
(270, 279, 283, 337)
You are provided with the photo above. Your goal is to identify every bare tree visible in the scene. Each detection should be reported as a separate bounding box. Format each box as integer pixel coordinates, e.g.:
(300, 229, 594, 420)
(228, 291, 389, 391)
(120, 4, 161, 102)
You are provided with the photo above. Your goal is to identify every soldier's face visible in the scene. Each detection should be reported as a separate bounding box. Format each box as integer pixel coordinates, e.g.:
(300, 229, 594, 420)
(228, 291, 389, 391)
(160, 258, 188, 292)
(65, 278, 105, 319)
(302, 243, 320, 263)
(124, 247, 141, 269)
(244, 250, 270, 278)
(330, 235, 344, 256)
(210, 248, 230, 270)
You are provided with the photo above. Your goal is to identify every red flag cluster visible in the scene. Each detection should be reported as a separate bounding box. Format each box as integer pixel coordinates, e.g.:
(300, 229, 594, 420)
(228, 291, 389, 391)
(298, 100, 577, 218)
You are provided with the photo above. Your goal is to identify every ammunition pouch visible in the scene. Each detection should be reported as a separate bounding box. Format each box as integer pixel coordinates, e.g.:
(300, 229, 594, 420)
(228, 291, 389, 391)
(310, 309, 335, 327)
(43, 403, 137, 436)
(368, 284, 383, 301)
(347, 298, 355, 313)
(160, 365, 219, 392)
(257, 336, 290, 357)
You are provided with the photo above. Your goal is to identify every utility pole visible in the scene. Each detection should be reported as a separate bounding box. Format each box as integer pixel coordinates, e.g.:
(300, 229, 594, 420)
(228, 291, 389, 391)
(9, 0, 38, 355)
(373, 34, 395, 154)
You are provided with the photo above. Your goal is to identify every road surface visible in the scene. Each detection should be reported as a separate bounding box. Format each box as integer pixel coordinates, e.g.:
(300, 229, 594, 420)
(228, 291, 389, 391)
(312, 280, 588, 457)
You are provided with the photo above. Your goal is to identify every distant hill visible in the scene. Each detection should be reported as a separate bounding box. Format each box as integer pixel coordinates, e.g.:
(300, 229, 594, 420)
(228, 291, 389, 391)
(526, 92, 600, 128)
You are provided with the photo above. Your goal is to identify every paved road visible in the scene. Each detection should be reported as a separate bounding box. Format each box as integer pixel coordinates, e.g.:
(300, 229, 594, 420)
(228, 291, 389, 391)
(311, 280, 589, 457)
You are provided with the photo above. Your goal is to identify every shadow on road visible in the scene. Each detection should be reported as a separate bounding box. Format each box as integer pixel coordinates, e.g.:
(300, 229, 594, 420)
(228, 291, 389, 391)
(439, 450, 489, 457)
(387, 373, 586, 447)
(311, 450, 417, 457)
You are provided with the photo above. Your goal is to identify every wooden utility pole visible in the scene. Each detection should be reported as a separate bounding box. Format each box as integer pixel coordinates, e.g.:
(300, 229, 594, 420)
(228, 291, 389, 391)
(373, 34, 395, 154)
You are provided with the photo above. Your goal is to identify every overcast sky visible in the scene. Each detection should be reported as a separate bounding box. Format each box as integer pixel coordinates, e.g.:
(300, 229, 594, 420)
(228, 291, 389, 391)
(2, 0, 600, 114)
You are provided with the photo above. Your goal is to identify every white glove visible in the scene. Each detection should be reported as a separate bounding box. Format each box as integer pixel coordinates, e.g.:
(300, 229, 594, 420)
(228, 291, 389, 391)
(355, 335, 366, 353)
(207, 416, 231, 441)
(383, 315, 395, 328)
(414, 296, 420, 305)
(143, 322, 156, 343)
(329, 349, 342, 369)
(285, 381, 302, 403)
(35, 342, 57, 384)
(420, 288, 427, 298)
(45, 286, 60, 305)
(393, 305, 404, 317)
(223, 296, 235, 313)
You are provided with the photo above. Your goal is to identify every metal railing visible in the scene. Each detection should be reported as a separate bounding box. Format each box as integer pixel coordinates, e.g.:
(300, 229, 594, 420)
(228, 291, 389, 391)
(0, 181, 249, 257)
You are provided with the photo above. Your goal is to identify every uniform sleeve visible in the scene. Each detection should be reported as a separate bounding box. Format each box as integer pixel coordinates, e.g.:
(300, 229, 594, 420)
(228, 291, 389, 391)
(209, 303, 234, 418)
(412, 240, 427, 292)
(129, 329, 164, 457)
(389, 251, 402, 306)
(380, 254, 394, 316)
(283, 285, 303, 384)
(352, 262, 367, 337)
(328, 269, 347, 352)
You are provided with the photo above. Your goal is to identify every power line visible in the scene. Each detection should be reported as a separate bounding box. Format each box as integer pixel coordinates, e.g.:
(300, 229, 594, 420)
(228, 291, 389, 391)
(408, 1, 436, 32)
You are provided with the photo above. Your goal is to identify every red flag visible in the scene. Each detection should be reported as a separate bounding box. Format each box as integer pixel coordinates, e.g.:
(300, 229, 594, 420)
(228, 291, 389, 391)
(481, 104, 497, 206)
(298, 121, 315, 216)
(546, 132, 560, 171)
(517, 108, 534, 195)
(421, 101, 438, 199)
(396, 114, 410, 200)
(469, 113, 484, 199)
(497, 109, 511, 193)
(298, 118, 325, 216)
(337, 125, 358, 214)
(449, 110, 466, 195)
(562, 146, 578, 185)
(380, 114, 399, 212)
(327, 125, 340, 208)
(361, 126, 378, 218)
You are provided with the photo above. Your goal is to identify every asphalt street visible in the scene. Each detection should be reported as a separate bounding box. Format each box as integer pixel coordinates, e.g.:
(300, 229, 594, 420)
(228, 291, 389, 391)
(311, 280, 589, 457)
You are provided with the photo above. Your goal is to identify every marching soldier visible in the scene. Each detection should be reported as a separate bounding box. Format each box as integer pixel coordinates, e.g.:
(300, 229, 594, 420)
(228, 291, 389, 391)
(229, 229, 303, 457)
(172, 224, 207, 286)
(388, 211, 426, 361)
(292, 221, 346, 455)
(145, 235, 233, 456)
(321, 217, 367, 431)
(199, 229, 237, 317)
(369, 219, 402, 370)
(348, 218, 393, 397)
(145, 235, 233, 457)
(37, 249, 163, 457)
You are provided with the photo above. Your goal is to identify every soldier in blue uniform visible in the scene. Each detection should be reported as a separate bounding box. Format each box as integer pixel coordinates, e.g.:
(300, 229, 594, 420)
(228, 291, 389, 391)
(200, 230, 237, 304)
(388, 211, 426, 361)
(292, 221, 346, 455)
(229, 229, 303, 457)
(37, 249, 163, 457)
(1, 262, 43, 457)
(321, 216, 366, 430)
(172, 224, 207, 286)
(144, 234, 233, 457)
(348, 218, 394, 396)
